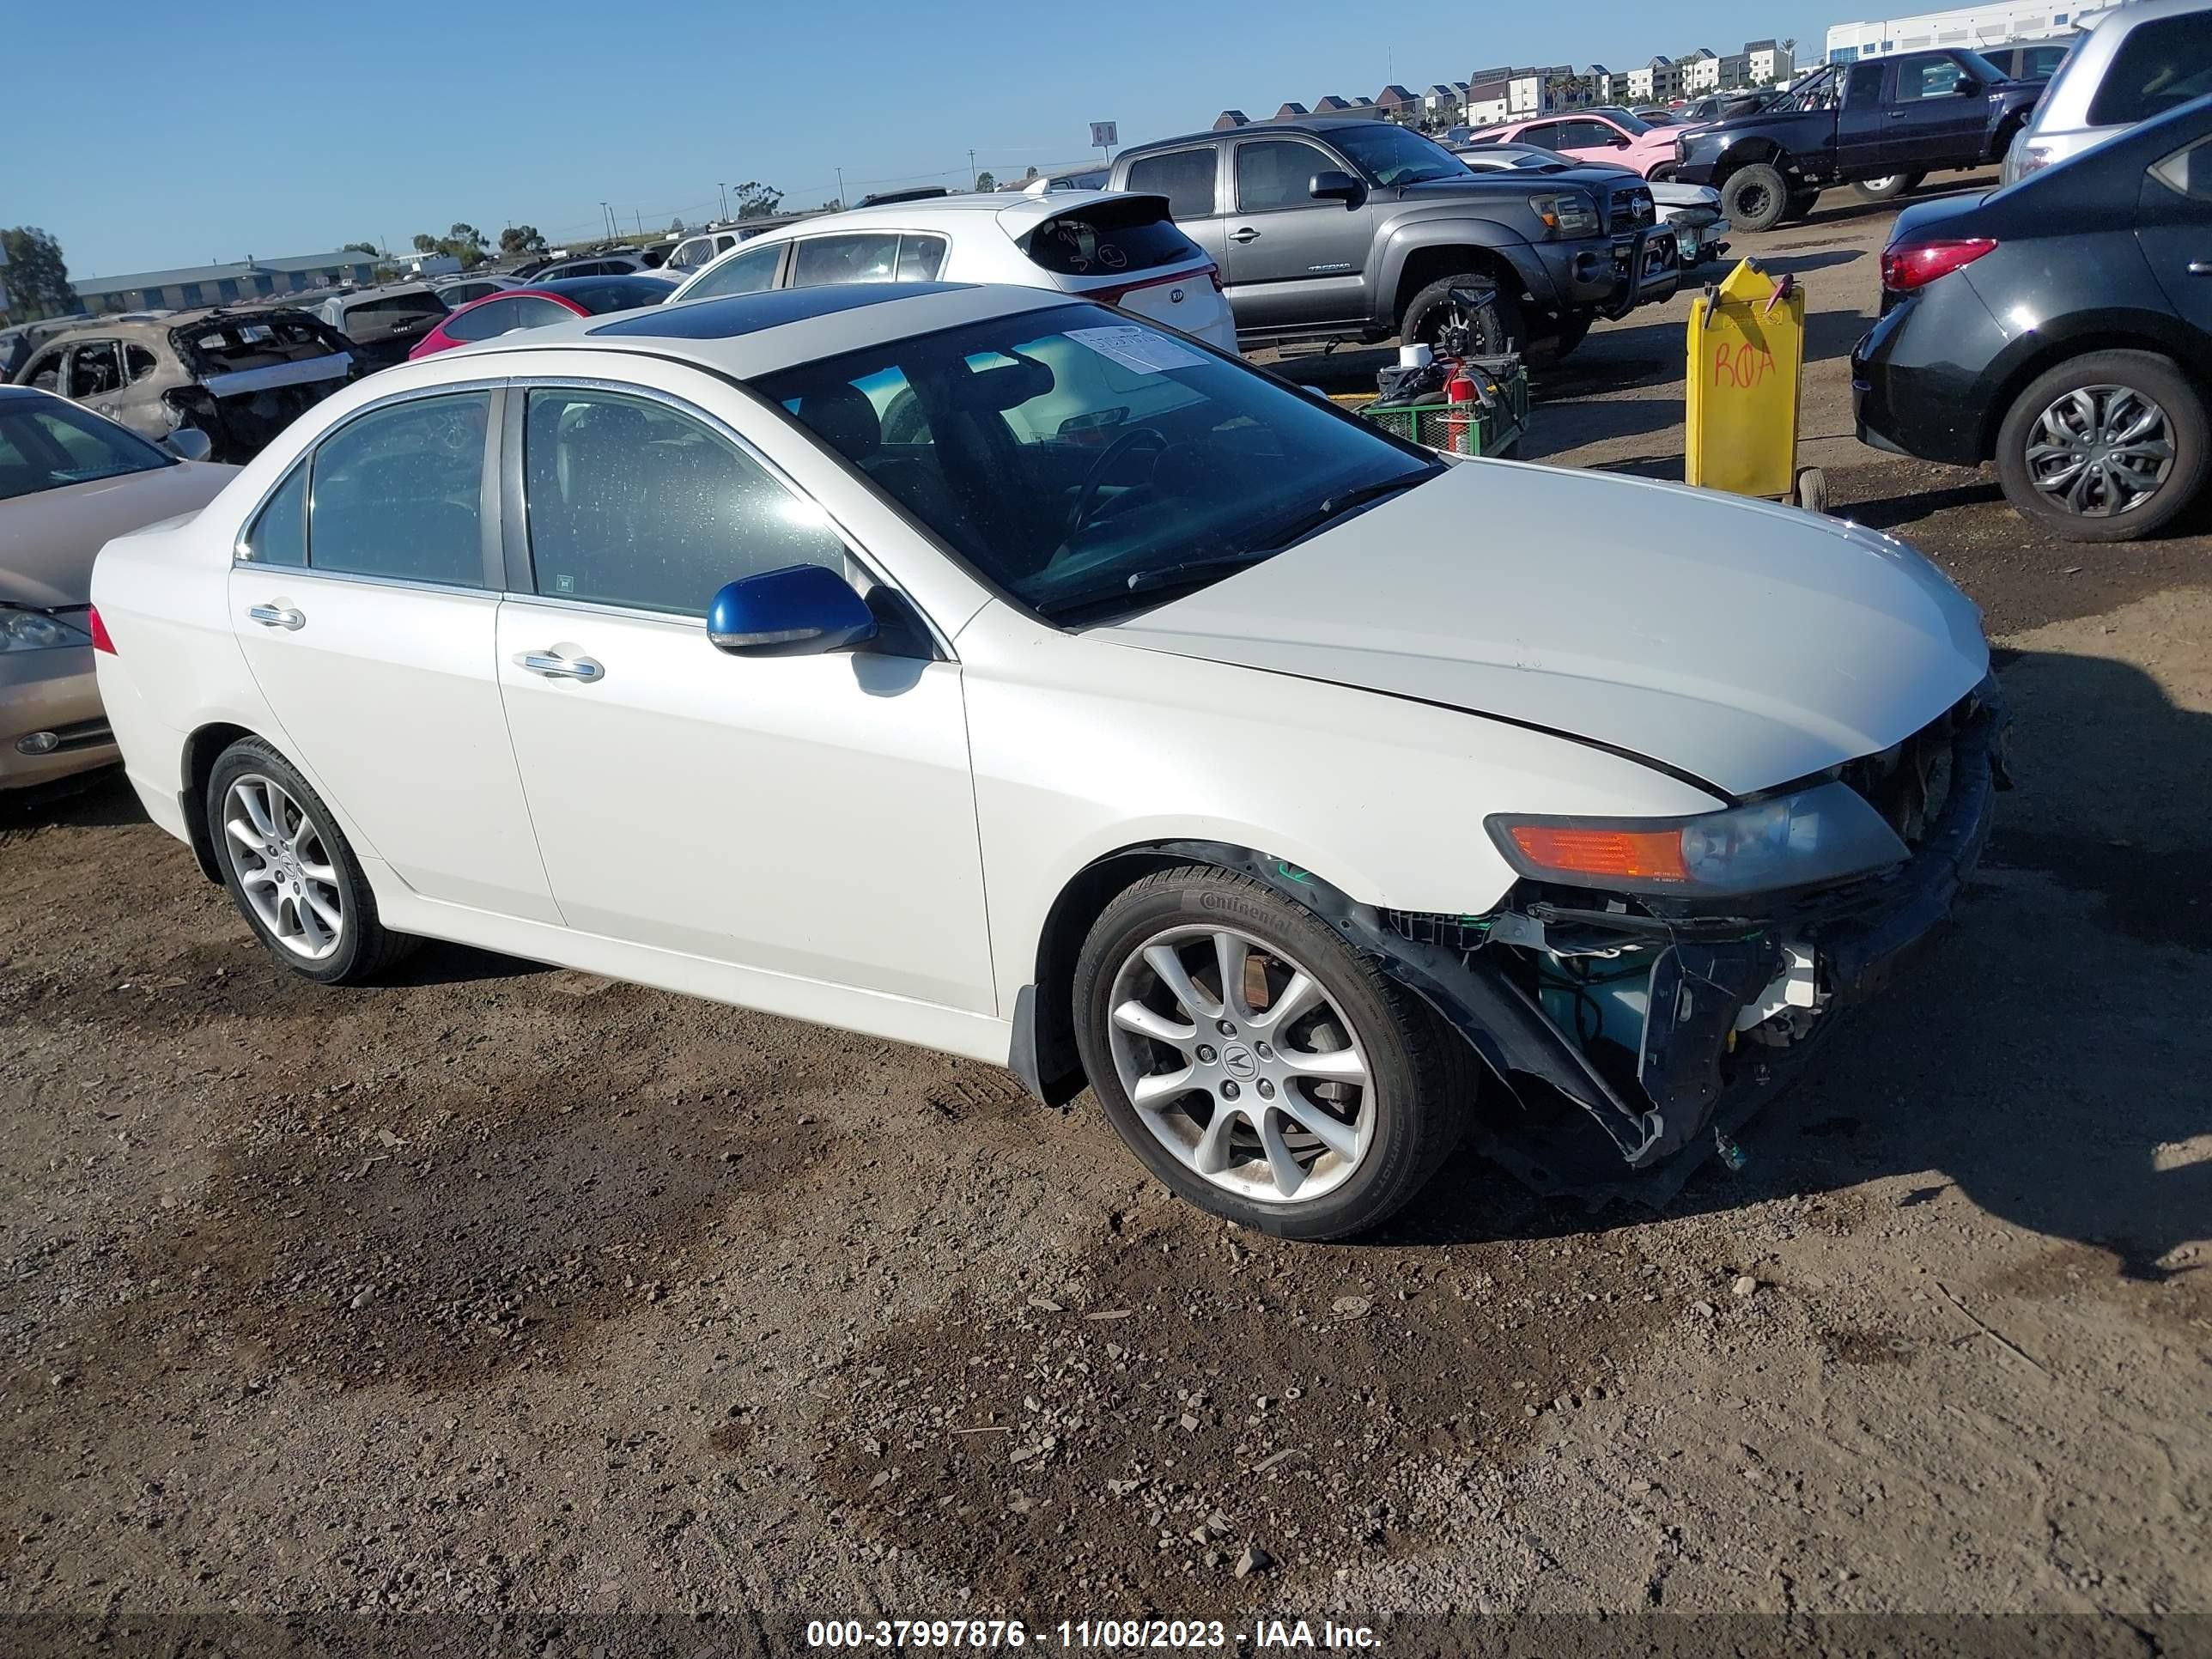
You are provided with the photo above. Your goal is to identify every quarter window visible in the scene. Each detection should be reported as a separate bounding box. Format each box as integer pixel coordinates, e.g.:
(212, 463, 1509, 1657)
(894, 234, 949, 281)
(1236, 140, 1337, 210)
(241, 461, 309, 567)
(687, 240, 782, 298)
(442, 297, 524, 342)
(307, 392, 489, 586)
(521, 388, 849, 617)
(1125, 147, 1218, 218)
(126, 344, 159, 382)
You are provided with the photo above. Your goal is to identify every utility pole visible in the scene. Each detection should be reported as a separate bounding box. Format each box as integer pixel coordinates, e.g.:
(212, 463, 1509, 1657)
(835, 167, 845, 209)
(635, 208, 643, 237)
(969, 149, 978, 191)
(719, 181, 729, 220)
(600, 202, 612, 241)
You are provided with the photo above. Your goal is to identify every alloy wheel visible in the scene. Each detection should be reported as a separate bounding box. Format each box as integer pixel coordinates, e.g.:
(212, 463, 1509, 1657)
(2026, 385, 2175, 518)
(221, 774, 346, 961)
(1104, 925, 1375, 1205)
(1861, 174, 1904, 193)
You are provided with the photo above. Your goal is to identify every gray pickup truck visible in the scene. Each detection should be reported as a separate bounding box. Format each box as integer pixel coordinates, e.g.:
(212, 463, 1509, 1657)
(1107, 116, 1677, 356)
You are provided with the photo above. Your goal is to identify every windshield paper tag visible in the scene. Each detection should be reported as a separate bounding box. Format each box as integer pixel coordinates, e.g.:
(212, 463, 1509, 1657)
(1066, 325, 1208, 376)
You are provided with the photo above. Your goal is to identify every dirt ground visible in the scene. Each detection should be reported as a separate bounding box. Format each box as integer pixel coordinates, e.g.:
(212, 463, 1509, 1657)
(3, 183, 2208, 1650)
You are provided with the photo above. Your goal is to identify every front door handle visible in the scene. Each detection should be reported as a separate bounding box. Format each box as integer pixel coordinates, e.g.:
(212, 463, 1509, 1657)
(2189, 261, 2212, 276)
(248, 603, 305, 630)
(518, 650, 605, 683)
(1229, 227, 1261, 244)
(1887, 109, 1907, 118)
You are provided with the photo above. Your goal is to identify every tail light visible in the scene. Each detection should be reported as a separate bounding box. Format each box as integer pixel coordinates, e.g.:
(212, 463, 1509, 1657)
(88, 605, 117, 655)
(1881, 237, 1996, 293)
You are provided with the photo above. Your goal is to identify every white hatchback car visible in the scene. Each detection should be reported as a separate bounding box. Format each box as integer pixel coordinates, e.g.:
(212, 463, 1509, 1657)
(90, 283, 2002, 1237)
(670, 192, 1239, 352)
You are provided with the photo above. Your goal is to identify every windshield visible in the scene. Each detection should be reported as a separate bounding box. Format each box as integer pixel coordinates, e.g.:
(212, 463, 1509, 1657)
(1595, 108, 1654, 135)
(1956, 48, 2007, 82)
(0, 396, 174, 501)
(1328, 123, 1468, 186)
(755, 302, 1438, 623)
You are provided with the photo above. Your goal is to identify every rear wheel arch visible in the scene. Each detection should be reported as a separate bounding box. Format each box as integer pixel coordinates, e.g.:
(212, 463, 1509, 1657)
(1976, 325, 2207, 458)
(180, 721, 257, 884)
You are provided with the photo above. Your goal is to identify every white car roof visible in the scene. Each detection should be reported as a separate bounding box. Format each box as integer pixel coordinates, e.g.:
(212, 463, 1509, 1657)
(433, 280, 1078, 380)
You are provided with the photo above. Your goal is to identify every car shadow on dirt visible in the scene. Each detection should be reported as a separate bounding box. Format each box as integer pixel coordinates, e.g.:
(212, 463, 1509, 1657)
(1383, 646, 2212, 1289)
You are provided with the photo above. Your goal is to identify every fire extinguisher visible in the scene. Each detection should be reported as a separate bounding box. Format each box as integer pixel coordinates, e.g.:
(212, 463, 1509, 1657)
(1443, 362, 1478, 455)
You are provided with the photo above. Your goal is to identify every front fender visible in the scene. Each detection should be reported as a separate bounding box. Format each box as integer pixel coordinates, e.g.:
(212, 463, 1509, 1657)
(1373, 215, 1553, 319)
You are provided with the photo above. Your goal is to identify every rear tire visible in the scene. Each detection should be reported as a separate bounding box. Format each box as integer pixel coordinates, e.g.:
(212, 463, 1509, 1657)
(1994, 349, 2207, 543)
(1072, 866, 1466, 1240)
(1784, 188, 1821, 221)
(1399, 274, 1526, 357)
(1720, 163, 1790, 232)
(206, 737, 416, 985)
(1853, 171, 1924, 202)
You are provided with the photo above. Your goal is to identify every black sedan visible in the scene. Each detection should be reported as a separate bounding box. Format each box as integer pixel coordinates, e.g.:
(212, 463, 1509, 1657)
(1853, 94, 2212, 542)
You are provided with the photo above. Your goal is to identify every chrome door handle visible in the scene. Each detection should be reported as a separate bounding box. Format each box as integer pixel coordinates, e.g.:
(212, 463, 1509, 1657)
(2189, 262, 2212, 276)
(1887, 110, 1907, 118)
(519, 651, 605, 683)
(248, 603, 304, 630)
(1228, 227, 1261, 244)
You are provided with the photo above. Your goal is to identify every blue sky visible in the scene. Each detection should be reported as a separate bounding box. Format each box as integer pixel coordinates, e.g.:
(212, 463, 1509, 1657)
(13, 0, 1822, 280)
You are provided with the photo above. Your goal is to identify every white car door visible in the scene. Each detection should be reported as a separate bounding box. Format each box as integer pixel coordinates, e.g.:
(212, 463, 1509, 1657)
(491, 379, 995, 1014)
(228, 386, 562, 923)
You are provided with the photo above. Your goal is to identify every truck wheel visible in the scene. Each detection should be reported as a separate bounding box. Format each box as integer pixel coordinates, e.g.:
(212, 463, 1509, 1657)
(1400, 275, 1525, 357)
(1854, 172, 1925, 202)
(1784, 188, 1821, 221)
(1995, 349, 2208, 543)
(1720, 163, 1790, 233)
(1072, 865, 1466, 1240)
(1647, 164, 1680, 184)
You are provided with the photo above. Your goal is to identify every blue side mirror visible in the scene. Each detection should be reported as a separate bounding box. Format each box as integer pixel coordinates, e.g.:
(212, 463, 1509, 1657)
(707, 563, 879, 657)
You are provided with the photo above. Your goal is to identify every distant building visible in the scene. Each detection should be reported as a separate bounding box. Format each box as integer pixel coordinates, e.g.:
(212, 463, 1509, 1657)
(1465, 73, 1512, 125)
(1213, 109, 1249, 129)
(1273, 100, 1310, 118)
(1424, 82, 1465, 124)
(71, 250, 380, 316)
(1826, 4, 2112, 62)
(1313, 94, 1354, 112)
(1682, 46, 1723, 94)
(1375, 84, 1421, 121)
(1746, 39, 1796, 84)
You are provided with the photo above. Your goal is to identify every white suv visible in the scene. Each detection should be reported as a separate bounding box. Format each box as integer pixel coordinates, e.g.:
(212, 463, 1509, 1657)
(2003, 0, 2212, 181)
(669, 192, 1238, 351)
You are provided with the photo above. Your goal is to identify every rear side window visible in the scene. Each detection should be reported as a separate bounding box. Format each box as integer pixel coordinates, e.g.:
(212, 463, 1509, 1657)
(521, 388, 848, 616)
(1125, 147, 1218, 218)
(2088, 13, 2212, 125)
(442, 297, 524, 343)
(687, 241, 783, 298)
(69, 342, 125, 398)
(1023, 201, 1206, 275)
(895, 234, 949, 281)
(793, 234, 901, 285)
(307, 392, 489, 586)
(126, 344, 159, 382)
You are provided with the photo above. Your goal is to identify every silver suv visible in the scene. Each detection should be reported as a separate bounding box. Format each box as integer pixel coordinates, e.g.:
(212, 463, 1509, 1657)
(2004, 0, 2212, 180)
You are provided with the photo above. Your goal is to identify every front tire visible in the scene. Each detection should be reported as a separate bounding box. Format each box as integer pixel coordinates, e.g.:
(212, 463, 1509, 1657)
(1072, 866, 1465, 1240)
(1994, 350, 2207, 543)
(1720, 162, 1790, 232)
(1399, 274, 1526, 357)
(206, 737, 415, 984)
(1853, 171, 1924, 202)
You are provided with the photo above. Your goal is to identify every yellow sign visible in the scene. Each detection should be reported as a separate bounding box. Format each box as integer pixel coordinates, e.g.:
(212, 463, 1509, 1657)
(1685, 258, 1806, 502)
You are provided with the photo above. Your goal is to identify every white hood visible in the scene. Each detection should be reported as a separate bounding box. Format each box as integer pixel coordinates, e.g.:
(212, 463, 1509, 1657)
(1095, 461, 1989, 798)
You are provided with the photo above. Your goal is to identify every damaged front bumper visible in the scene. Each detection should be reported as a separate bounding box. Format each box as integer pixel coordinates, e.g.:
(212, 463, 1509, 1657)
(1384, 678, 2009, 1194)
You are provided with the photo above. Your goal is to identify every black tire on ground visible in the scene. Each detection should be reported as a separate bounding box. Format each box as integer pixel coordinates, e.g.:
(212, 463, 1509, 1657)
(1541, 310, 1594, 361)
(1072, 865, 1468, 1241)
(1994, 349, 2209, 544)
(1647, 164, 1680, 185)
(1398, 274, 1526, 357)
(1720, 162, 1790, 232)
(1853, 170, 1925, 203)
(205, 736, 417, 985)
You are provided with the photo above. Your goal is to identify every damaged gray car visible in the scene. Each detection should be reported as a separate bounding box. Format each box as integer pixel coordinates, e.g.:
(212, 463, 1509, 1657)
(11, 306, 360, 464)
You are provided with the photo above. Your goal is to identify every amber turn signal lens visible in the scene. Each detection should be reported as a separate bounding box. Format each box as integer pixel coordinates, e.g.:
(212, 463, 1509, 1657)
(1506, 823, 1689, 883)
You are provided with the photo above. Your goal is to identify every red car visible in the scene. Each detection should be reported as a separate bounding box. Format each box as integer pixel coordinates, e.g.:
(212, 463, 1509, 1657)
(406, 275, 678, 359)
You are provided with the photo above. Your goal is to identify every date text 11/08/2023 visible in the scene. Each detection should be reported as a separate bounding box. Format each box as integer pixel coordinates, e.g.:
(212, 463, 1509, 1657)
(805, 1618, 1382, 1649)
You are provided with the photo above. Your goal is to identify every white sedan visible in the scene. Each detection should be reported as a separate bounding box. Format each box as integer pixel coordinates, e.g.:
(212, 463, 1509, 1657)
(90, 283, 2002, 1237)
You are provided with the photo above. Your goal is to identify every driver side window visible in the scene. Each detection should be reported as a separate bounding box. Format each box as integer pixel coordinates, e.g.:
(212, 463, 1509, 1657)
(1235, 140, 1335, 211)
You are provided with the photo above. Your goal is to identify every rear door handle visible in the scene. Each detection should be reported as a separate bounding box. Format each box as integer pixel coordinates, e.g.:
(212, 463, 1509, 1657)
(2189, 262, 2212, 276)
(247, 603, 304, 630)
(1887, 110, 1908, 118)
(1229, 227, 1261, 244)
(518, 650, 605, 683)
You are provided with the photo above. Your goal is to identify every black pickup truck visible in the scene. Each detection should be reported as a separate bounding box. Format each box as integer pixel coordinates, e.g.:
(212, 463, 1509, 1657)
(1674, 50, 2043, 231)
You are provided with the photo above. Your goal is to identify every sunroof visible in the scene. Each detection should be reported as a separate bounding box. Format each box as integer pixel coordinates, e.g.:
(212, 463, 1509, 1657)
(590, 282, 977, 339)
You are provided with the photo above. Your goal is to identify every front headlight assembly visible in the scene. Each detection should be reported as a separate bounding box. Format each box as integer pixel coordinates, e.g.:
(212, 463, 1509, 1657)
(0, 607, 94, 653)
(1528, 191, 1601, 237)
(1486, 781, 1910, 898)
